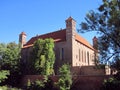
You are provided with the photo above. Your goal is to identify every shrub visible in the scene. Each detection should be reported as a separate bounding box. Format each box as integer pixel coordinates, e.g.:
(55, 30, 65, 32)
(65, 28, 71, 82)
(57, 64, 72, 90)
(0, 86, 22, 90)
(0, 70, 9, 84)
(25, 79, 44, 90)
(101, 78, 120, 90)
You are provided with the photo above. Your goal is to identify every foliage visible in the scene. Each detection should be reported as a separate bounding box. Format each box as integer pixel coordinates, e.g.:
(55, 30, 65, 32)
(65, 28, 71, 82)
(0, 42, 21, 86)
(25, 79, 44, 90)
(0, 42, 21, 72)
(57, 64, 72, 90)
(112, 58, 120, 71)
(0, 43, 6, 61)
(25, 77, 57, 90)
(101, 77, 120, 90)
(80, 0, 120, 64)
(32, 38, 55, 75)
(0, 70, 9, 83)
(0, 86, 22, 90)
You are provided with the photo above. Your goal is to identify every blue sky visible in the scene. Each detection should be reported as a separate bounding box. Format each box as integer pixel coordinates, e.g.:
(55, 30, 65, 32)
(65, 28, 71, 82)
(0, 0, 102, 44)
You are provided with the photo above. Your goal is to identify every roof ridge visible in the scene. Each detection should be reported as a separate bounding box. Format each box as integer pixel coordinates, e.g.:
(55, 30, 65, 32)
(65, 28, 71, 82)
(24, 29, 66, 47)
(32, 28, 66, 38)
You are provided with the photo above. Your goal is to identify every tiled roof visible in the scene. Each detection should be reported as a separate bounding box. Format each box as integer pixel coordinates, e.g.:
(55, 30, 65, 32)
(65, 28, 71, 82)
(23, 29, 66, 48)
(23, 29, 94, 50)
(75, 33, 95, 50)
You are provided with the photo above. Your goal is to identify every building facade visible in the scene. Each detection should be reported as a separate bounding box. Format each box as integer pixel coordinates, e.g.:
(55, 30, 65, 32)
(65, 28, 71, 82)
(20, 17, 98, 74)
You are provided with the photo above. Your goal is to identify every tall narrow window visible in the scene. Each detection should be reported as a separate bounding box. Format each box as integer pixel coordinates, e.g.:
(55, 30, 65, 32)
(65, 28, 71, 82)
(62, 48, 64, 60)
(87, 52, 89, 65)
(79, 49, 80, 61)
(82, 50, 83, 62)
(60, 48, 64, 60)
(85, 51, 86, 63)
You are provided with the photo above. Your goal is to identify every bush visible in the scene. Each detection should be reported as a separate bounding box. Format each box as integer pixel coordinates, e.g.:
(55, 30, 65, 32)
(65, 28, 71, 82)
(101, 78, 120, 90)
(114, 71, 120, 81)
(57, 64, 72, 90)
(0, 86, 22, 90)
(0, 70, 9, 84)
(24, 79, 44, 90)
(24, 76, 59, 90)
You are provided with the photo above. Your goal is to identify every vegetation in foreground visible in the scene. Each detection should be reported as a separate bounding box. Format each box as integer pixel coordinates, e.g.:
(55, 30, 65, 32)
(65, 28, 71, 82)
(0, 0, 120, 89)
(0, 39, 72, 90)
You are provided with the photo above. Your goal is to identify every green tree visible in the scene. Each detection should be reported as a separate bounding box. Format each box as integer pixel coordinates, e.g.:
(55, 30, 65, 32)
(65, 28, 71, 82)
(80, 0, 120, 64)
(0, 43, 6, 62)
(1, 42, 21, 72)
(32, 38, 55, 75)
(0, 42, 21, 86)
(57, 64, 72, 90)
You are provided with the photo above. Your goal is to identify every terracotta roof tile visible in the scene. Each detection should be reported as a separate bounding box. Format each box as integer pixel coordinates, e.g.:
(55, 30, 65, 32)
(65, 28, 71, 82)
(23, 29, 95, 51)
(24, 29, 66, 47)
(75, 34, 95, 50)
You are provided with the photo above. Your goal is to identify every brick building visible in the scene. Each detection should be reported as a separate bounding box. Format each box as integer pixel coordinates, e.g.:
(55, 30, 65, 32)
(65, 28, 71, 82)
(20, 17, 98, 75)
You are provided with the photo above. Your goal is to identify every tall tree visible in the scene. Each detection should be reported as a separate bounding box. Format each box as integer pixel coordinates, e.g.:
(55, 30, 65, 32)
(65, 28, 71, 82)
(0, 43, 6, 62)
(32, 38, 55, 75)
(1, 42, 21, 72)
(0, 42, 21, 86)
(80, 0, 120, 64)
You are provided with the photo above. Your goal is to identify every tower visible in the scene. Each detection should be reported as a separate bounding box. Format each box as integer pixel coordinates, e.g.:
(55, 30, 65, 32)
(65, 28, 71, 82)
(19, 32, 27, 48)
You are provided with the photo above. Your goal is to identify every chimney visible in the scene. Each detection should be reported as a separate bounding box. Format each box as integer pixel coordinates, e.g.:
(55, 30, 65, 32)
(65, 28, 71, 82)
(93, 36, 98, 50)
(19, 32, 27, 48)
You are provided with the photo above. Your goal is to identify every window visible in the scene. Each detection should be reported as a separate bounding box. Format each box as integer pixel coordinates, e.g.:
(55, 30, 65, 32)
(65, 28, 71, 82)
(76, 55, 78, 59)
(79, 49, 80, 61)
(62, 48, 64, 60)
(85, 51, 86, 63)
(82, 50, 83, 62)
(87, 52, 89, 65)
(76, 63, 77, 66)
(60, 48, 64, 60)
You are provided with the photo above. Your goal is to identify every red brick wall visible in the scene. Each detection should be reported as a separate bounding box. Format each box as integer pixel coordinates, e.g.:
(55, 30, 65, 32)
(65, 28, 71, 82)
(21, 75, 112, 90)
(72, 75, 112, 90)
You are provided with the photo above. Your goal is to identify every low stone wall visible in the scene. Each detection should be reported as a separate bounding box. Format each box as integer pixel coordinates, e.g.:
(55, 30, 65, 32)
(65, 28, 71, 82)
(21, 75, 59, 86)
(72, 65, 111, 75)
(72, 75, 112, 90)
(80, 66, 105, 75)
(21, 75, 112, 90)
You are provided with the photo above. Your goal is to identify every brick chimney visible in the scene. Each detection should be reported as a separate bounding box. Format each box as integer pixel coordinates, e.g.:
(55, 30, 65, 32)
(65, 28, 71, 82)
(19, 32, 27, 48)
(93, 36, 98, 50)
(65, 16, 76, 41)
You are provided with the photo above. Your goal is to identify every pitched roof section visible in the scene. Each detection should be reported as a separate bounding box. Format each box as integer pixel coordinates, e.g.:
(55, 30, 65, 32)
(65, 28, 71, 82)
(23, 29, 94, 50)
(24, 29, 66, 47)
(75, 33, 95, 50)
